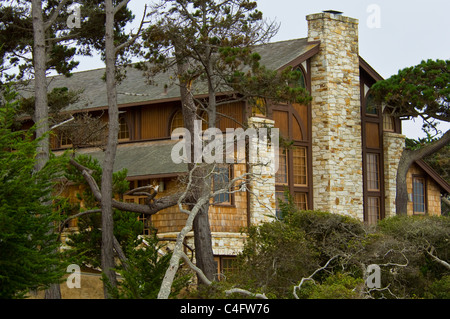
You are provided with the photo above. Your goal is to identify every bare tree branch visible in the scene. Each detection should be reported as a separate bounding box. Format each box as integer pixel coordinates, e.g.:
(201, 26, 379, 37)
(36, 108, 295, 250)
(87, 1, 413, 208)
(426, 246, 450, 270)
(114, 0, 131, 15)
(59, 209, 101, 233)
(293, 255, 339, 299)
(68, 158, 181, 215)
(113, 235, 130, 271)
(115, 4, 149, 54)
(44, 0, 70, 31)
(224, 288, 268, 300)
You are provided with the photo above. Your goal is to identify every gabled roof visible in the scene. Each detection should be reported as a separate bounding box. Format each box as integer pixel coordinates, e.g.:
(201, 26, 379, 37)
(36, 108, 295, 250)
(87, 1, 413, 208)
(19, 38, 320, 114)
(415, 160, 450, 194)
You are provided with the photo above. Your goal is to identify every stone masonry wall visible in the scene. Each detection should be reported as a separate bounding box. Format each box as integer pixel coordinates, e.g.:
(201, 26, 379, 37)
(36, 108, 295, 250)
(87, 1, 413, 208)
(307, 12, 364, 220)
(247, 116, 277, 225)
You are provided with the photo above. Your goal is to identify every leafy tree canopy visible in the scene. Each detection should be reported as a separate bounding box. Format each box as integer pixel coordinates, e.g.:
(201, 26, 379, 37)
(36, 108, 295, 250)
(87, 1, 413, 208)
(371, 59, 449, 127)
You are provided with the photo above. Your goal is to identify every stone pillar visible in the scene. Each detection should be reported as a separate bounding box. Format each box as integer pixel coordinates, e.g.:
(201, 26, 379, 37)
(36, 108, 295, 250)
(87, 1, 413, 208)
(247, 116, 277, 225)
(383, 132, 406, 218)
(307, 12, 364, 220)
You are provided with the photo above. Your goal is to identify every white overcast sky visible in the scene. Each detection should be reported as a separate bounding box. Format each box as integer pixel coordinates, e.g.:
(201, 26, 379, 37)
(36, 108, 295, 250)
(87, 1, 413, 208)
(78, 0, 450, 139)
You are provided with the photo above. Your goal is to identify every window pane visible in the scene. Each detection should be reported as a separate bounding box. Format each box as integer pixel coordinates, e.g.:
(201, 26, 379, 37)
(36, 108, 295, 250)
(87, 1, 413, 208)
(295, 67, 306, 89)
(365, 93, 378, 115)
(276, 149, 288, 184)
(60, 131, 72, 147)
(275, 191, 287, 219)
(213, 166, 230, 204)
(118, 117, 130, 140)
(293, 147, 307, 186)
(366, 153, 380, 191)
(383, 114, 395, 132)
(171, 110, 184, 133)
(294, 193, 308, 211)
(221, 257, 237, 276)
(367, 197, 380, 225)
(413, 178, 425, 213)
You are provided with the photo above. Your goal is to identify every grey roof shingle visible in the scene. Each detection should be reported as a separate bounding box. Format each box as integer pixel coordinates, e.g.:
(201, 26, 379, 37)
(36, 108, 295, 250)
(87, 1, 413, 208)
(75, 140, 188, 177)
(28, 38, 317, 113)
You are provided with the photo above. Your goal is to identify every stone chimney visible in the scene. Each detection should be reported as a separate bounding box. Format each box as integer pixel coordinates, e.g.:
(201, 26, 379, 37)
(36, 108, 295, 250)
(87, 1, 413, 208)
(306, 11, 364, 220)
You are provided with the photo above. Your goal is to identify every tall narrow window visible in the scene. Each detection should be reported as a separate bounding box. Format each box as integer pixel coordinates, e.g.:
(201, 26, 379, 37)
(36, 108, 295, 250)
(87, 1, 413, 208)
(118, 116, 130, 140)
(293, 147, 307, 186)
(413, 177, 426, 214)
(295, 67, 306, 89)
(213, 165, 231, 204)
(366, 153, 380, 191)
(170, 110, 184, 133)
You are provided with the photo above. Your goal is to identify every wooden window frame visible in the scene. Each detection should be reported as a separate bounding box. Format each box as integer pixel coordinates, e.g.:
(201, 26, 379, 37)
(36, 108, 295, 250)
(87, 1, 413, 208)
(276, 148, 289, 185)
(383, 114, 395, 132)
(118, 116, 130, 141)
(214, 256, 237, 281)
(367, 196, 381, 225)
(412, 175, 427, 215)
(212, 164, 235, 207)
(361, 81, 385, 223)
(58, 131, 73, 148)
(366, 153, 380, 192)
(271, 70, 312, 211)
(292, 146, 308, 187)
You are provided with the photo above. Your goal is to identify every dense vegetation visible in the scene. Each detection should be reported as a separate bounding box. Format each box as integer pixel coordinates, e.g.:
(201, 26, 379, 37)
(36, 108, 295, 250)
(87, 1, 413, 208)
(196, 194, 450, 299)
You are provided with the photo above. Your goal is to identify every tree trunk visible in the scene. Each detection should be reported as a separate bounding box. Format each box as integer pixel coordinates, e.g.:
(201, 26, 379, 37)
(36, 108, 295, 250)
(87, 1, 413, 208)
(396, 130, 450, 215)
(176, 58, 216, 283)
(32, 0, 61, 300)
(395, 150, 414, 215)
(192, 203, 216, 281)
(101, 0, 119, 298)
(32, 0, 49, 173)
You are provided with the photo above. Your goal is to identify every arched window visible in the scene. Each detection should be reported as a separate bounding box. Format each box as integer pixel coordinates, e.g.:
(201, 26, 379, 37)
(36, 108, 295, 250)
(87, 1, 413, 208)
(170, 110, 184, 133)
(295, 67, 306, 89)
(170, 109, 209, 134)
(271, 79, 311, 213)
(365, 92, 379, 115)
(118, 116, 130, 140)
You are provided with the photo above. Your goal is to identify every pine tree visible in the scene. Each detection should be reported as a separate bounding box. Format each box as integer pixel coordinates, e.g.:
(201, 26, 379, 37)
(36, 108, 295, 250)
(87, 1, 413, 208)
(0, 87, 67, 298)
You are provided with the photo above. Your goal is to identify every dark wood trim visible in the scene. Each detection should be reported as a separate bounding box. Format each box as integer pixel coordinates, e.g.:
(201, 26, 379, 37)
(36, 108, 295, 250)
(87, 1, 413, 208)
(279, 42, 320, 71)
(415, 160, 450, 194)
(126, 173, 183, 181)
(359, 56, 384, 82)
(360, 73, 386, 222)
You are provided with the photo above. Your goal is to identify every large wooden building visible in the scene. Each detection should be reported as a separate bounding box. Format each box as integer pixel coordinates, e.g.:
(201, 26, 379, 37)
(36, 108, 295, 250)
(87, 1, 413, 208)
(21, 11, 450, 288)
